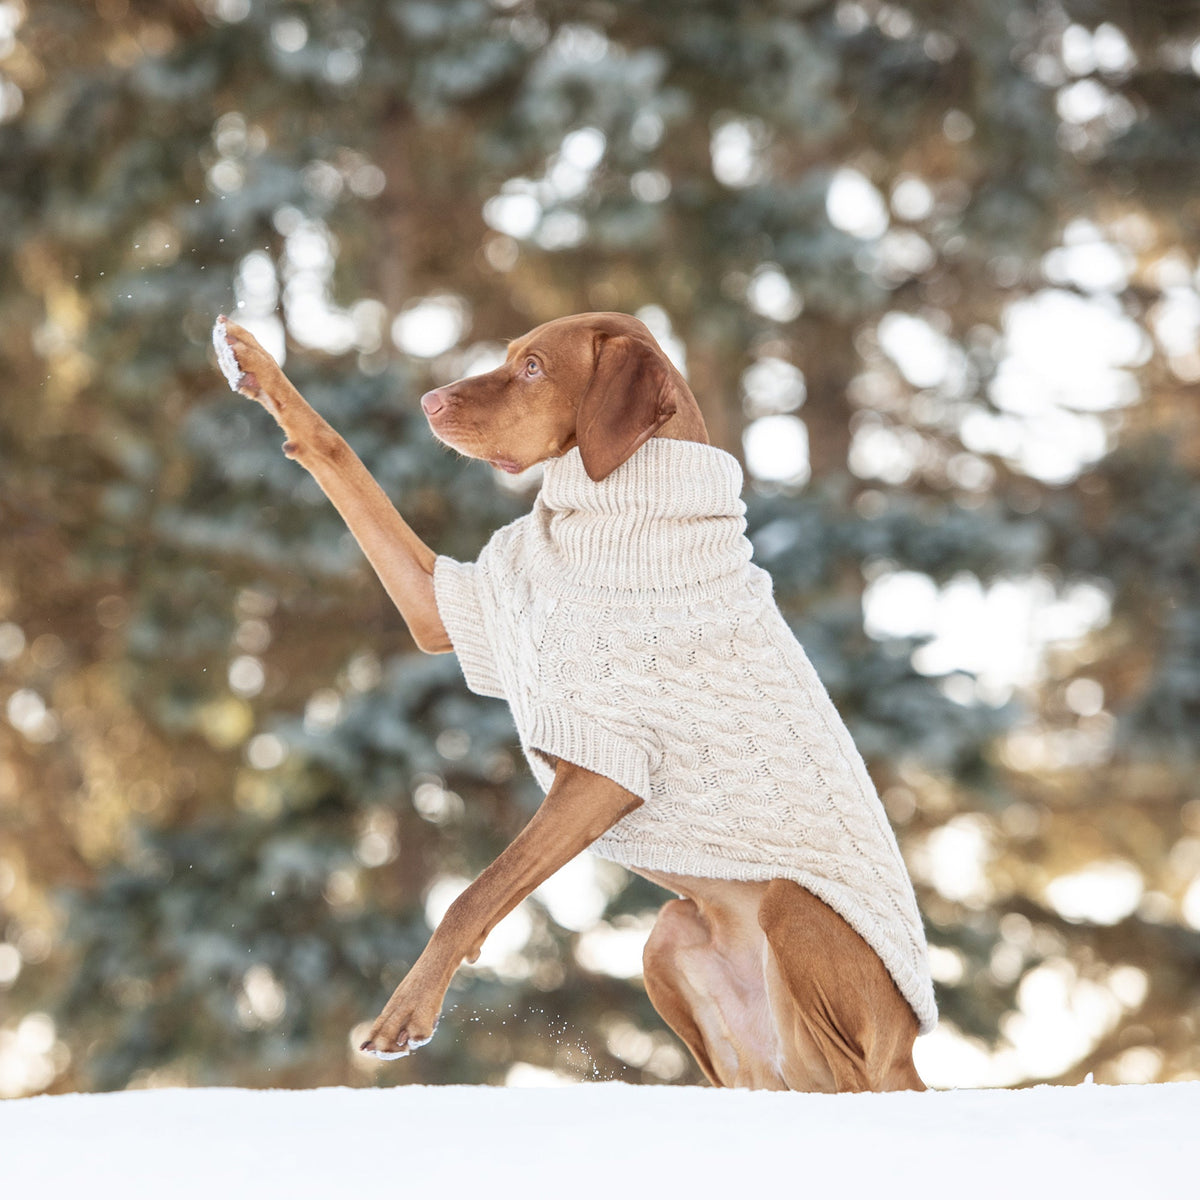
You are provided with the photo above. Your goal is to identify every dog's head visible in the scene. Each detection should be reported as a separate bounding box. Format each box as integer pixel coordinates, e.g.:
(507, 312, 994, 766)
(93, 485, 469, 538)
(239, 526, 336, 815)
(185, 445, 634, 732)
(420, 312, 704, 481)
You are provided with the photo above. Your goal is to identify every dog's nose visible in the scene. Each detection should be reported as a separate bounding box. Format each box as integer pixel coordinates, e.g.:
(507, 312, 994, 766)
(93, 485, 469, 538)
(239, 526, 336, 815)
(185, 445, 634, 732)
(420, 388, 447, 416)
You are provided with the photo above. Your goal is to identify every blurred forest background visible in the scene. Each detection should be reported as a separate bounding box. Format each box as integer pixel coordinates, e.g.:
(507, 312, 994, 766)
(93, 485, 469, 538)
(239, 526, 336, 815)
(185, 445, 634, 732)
(3, 0, 1200, 1097)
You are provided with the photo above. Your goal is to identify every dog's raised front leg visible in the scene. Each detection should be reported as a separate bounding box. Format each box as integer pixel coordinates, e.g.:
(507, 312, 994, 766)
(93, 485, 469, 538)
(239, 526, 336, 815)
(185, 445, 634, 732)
(360, 760, 642, 1058)
(214, 317, 449, 653)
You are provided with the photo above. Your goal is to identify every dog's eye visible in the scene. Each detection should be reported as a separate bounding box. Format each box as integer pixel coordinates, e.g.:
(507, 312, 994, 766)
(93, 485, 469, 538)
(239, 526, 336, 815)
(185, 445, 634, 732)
(524, 358, 541, 377)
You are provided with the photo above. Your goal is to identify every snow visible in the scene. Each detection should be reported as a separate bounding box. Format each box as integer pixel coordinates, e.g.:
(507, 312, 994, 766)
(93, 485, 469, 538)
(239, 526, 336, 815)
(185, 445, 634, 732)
(2, 1081, 1194, 1197)
(212, 315, 243, 390)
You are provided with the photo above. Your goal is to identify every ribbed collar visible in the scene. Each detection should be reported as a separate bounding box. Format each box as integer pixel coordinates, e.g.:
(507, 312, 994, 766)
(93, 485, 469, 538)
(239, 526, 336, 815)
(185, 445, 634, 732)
(527, 439, 753, 600)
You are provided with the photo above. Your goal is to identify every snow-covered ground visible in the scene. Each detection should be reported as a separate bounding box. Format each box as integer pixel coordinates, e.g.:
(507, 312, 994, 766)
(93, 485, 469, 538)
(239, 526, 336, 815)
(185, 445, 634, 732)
(3, 1080, 1194, 1197)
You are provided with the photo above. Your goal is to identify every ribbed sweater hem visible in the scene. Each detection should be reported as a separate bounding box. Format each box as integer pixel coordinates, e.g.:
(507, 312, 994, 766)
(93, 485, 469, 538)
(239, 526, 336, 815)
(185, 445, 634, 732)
(590, 837, 938, 1034)
(504, 559, 754, 606)
(525, 706, 652, 802)
(433, 557, 505, 700)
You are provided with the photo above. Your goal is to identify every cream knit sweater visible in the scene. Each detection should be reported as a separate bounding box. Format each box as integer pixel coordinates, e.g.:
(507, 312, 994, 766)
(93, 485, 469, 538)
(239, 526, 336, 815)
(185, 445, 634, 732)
(433, 439, 937, 1032)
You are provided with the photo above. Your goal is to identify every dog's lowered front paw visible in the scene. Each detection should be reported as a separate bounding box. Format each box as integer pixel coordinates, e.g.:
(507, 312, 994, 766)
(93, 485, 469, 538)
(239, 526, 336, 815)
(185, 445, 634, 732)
(360, 1024, 438, 1061)
(358, 982, 443, 1061)
(212, 315, 284, 419)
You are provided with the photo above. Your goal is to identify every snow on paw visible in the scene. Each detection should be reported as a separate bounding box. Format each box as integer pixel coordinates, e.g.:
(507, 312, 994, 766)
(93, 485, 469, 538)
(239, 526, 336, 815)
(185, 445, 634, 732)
(212, 315, 243, 390)
(211, 315, 283, 418)
(359, 1025, 436, 1061)
(359, 1003, 440, 1060)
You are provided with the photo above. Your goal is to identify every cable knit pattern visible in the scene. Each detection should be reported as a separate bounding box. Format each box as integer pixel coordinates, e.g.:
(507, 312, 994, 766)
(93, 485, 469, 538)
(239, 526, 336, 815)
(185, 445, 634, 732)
(433, 440, 937, 1032)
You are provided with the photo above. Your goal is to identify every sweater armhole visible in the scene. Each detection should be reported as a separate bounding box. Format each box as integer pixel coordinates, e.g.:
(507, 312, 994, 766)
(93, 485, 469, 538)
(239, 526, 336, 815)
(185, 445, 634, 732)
(525, 705, 652, 803)
(433, 556, 506, 700)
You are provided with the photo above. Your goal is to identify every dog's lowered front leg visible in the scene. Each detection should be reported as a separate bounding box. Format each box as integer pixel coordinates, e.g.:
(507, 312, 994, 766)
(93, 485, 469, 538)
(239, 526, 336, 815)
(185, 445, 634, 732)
(213, 316, 450, 653)
(360, 761, 642, 1058)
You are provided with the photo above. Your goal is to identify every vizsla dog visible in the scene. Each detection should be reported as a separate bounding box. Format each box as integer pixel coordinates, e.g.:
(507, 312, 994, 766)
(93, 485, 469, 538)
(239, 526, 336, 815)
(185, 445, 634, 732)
(214, 311, 931, 1091)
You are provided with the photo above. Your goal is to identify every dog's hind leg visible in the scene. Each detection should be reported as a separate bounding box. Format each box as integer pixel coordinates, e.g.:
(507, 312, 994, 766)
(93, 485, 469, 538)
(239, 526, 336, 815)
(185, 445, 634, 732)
(642, 892, 787, 1090)
(642, 900, 724, 1085)
(758, 880, 925, 1093)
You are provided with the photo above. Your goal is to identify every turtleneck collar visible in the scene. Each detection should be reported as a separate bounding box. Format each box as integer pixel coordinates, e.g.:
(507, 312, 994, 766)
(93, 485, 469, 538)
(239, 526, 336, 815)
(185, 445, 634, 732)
(525, 439, 754, 600)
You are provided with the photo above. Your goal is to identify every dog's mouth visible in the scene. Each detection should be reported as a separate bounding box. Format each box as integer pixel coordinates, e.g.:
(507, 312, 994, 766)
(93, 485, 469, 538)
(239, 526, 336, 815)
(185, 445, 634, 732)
(425, 418, 524, 475)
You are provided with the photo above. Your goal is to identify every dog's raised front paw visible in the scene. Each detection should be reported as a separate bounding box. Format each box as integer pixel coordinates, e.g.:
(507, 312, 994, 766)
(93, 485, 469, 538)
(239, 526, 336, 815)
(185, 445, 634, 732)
(212, 315, 283, 418)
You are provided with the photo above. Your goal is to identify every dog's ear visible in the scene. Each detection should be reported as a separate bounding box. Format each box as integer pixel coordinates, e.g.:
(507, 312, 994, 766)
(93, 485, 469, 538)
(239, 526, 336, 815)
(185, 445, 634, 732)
(576, 333, 679, 482)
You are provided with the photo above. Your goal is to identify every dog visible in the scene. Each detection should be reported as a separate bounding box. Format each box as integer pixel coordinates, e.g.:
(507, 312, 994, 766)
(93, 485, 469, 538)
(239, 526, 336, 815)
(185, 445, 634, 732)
(214, 311, 934, 1091)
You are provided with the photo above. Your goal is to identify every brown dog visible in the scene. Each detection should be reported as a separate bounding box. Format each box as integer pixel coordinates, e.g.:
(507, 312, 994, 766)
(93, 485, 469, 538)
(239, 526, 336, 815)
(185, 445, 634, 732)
(215, 311, 930, 1091)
